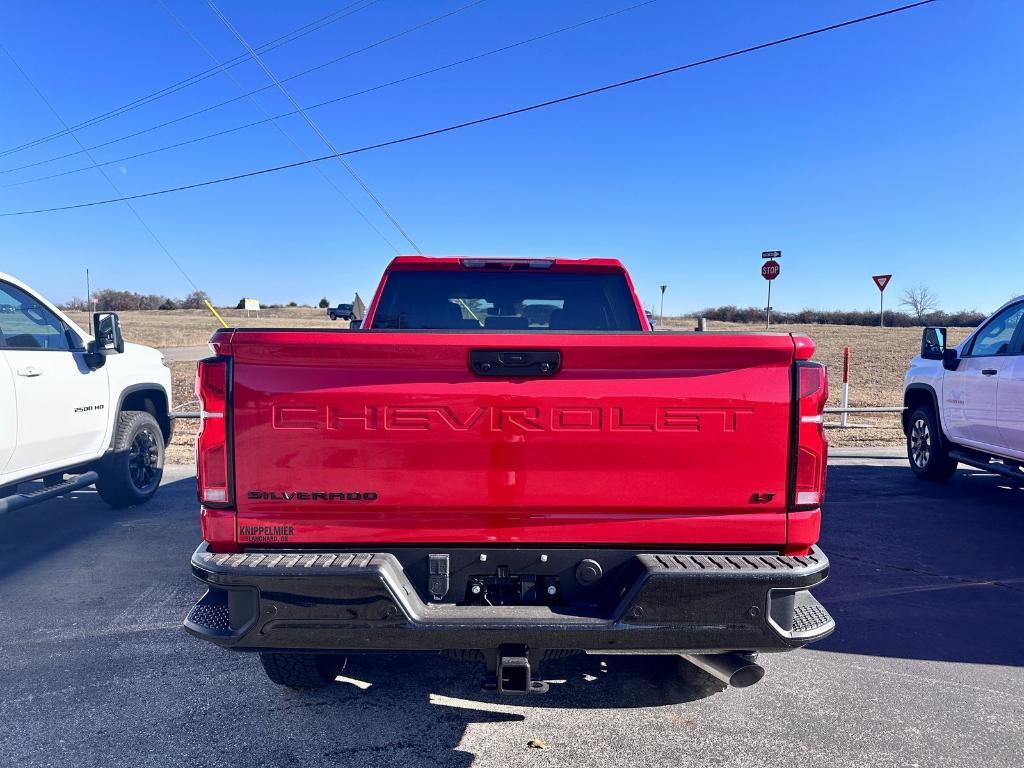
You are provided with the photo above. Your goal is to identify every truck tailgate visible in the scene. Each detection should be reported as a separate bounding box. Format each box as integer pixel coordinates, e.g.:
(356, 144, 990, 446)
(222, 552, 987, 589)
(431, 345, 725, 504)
(225, 331, 799, 547)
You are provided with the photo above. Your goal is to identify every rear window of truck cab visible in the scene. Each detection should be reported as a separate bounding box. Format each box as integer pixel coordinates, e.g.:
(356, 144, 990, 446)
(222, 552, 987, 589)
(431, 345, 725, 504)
(371, 269, 643, 331)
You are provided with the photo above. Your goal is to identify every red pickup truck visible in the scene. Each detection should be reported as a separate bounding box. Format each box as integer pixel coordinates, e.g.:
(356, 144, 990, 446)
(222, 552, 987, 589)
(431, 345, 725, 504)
(185, 256, 833, 693)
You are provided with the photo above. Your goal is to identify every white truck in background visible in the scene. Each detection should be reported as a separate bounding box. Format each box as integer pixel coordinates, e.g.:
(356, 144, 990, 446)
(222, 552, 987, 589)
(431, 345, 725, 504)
(0, 272, 172, 513)
(903, 296, 1024, 482)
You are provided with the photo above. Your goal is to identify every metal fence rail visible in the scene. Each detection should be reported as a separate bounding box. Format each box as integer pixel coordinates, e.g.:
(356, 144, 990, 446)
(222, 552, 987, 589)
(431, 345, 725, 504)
(824, 405, 904, 429)
(824, 406, 904, 414)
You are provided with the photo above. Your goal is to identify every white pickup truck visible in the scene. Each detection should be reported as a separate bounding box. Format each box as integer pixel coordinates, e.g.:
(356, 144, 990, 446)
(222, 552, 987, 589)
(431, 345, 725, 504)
(0, 272, 172, 513)
(903, 296, 1024, 481)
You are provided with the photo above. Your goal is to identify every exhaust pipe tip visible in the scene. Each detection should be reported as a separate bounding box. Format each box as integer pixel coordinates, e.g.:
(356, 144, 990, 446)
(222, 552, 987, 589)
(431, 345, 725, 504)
(727, 661, 765, 688)
(682, 653, 765, 689)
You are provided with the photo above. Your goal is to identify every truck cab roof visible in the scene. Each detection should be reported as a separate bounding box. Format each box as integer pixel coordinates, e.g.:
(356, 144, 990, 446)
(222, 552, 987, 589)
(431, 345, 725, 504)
(365, 256, 648, 331)
(384, 255, 631, 272)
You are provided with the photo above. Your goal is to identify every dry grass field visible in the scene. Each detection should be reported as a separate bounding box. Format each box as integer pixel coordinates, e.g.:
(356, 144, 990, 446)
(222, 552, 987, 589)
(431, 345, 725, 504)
(96, 309, 973, 463)
(65, 306, 334, 348)
(166, 361, 201, 464)
(662, 317, 973, 448)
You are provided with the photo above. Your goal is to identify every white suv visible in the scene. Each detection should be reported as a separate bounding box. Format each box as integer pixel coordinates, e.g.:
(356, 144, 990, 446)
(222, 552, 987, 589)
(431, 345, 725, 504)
(903, 296, 1024, 481)
(0, 272, 173, 512)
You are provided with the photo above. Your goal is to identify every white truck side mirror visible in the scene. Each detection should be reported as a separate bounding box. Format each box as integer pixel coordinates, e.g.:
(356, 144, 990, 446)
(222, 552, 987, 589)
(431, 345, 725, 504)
(90, 312, 125, 354)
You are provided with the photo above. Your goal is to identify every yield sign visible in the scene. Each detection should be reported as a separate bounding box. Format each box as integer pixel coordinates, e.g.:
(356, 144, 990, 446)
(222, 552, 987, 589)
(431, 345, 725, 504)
(872, 274, 892, 292)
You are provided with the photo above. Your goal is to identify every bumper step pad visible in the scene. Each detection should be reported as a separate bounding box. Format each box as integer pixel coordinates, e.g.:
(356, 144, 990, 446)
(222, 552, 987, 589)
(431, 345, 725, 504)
(187, 598, 230, 632)
(639, 550, 827, 574)
(790, 592, 835, 638)
(767, 588, 835, 640)
(197, 551, 375, 570)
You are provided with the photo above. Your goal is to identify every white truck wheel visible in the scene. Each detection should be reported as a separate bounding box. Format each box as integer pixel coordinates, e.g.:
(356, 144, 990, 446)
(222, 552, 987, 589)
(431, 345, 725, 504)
(96, 411, 165, 508)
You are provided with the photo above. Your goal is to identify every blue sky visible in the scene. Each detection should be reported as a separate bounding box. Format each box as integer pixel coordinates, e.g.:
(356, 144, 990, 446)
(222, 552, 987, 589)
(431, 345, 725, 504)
(0, 0, 1020, 313)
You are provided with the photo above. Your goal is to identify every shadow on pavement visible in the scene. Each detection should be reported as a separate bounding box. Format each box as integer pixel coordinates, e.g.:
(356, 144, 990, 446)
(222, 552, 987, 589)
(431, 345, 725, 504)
(244, 677, 524, 767)
(177, 653, 717, 766)
(350, 652, 721, 709)
(815, 462, 1024, 666)
(0, 474, 197, 584)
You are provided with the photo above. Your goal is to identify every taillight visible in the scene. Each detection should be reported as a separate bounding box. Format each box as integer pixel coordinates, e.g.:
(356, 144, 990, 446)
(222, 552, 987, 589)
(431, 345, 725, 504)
(196, 357, 232, 506)
(791, 362, 829, 509)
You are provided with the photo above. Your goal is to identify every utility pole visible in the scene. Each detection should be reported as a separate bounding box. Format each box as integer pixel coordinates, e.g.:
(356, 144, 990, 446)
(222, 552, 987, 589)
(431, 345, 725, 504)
(86, 268, 91, 333)
(659, 285, 667, 326)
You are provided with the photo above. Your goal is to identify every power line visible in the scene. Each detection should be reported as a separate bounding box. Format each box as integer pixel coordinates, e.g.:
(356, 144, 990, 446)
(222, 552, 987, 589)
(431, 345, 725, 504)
(0, 0, 486, 174)
(0, 0, 939, 219)
(1, 0, 657, 188)
(0, 43, 203, 293)
(206, 0, 421, 253)
(0, 1, 378, 159)
(156, 0, 401, 254)
(0, 0, 380, 159)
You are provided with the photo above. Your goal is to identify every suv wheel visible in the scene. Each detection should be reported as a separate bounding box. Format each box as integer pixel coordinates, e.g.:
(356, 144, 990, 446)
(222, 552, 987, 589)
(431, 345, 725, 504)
(259, 652, 347, 688)
(96, 411, 165, 508)
(907, 406, 957, 482)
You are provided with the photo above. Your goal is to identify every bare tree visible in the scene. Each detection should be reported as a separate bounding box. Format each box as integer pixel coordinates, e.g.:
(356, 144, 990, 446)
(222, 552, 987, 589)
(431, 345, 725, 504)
(180, 290, 211, 310)
(60, 296, 89, 311)
(900, 284, 939, 322)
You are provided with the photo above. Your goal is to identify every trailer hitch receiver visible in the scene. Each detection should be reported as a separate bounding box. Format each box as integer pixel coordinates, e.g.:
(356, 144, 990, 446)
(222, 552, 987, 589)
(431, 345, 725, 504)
(488, 645, 549, 694)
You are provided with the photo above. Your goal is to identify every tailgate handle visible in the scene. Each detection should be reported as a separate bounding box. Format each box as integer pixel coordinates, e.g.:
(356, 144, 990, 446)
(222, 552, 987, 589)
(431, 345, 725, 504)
(470, 349, 560, 377)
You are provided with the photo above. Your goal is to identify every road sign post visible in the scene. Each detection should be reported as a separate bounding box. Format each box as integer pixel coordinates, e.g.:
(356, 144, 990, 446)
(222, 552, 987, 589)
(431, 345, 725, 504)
(761, 251, 781, 328)
(872, 274, 892, 327)
(659, 284, 667, 326)
(840, 346, 851, 427)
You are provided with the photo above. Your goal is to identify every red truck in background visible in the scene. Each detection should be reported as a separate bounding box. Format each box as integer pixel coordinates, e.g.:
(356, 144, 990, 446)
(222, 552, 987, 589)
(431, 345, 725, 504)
(185, 256, 833, 693)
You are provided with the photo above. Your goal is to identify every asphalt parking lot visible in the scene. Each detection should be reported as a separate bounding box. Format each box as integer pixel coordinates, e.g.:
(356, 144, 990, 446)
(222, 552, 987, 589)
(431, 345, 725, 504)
(2, 449, 1022, 768)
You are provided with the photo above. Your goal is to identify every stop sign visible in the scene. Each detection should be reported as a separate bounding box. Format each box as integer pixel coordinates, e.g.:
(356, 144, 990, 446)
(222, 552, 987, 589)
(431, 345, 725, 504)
(761, 260, 780, 280)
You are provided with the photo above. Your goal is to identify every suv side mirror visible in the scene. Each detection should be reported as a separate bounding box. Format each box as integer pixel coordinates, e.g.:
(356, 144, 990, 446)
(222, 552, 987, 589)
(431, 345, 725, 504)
(921, 327, 946, 359)
(89, 312, 125, 354)
(942, 347, 960, 371)
(349, 319, 362, 330)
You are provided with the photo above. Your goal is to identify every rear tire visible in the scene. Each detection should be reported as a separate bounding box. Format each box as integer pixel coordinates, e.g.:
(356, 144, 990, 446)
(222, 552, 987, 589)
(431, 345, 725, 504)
(259, 652, 346, 688)
(907, 406, 957, 481)
(96, 411, 165, 508)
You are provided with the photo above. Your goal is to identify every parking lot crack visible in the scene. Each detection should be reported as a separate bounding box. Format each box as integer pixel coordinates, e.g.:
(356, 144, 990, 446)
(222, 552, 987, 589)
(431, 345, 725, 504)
(827, 551, 1024, 594)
